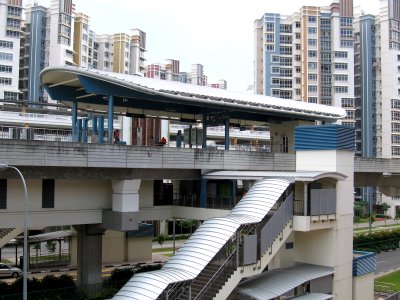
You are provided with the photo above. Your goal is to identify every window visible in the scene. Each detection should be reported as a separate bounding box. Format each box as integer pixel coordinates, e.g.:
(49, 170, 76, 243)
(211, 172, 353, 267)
(392, 111, 400, 120)
(392, 135, 400, 144)
(308, 16, 317, 23)
(308, 97, 318, 103)
(0, 40, 13, 49)
(334, 63, 348, 70)
(308, 50, 317, 57)
(0, 77, 12, 85)
(272, 67, 279, 73)
(392, 146, 400, 156)
(345, 110, 355, 119)
(0, 65, 12, 73)
(295, 33, 301, 39)
(272, 55, 280, 62)
(42, 179, 55, 208)
(342, 98, 354, 108)
(0, 53, 12, 61)
(334, 74, 348, 81)
(308, 27, 317, 34)
(392, 99, 400, 109)
(340, 28, 353, 38)
(340, 40, 353, 47)
(308, 85, 317, 92)
(265, 22, 274, 32)
(334, 51, 348, 58)
(308, 39, 317, 46)
(0, 179, 6, 209)
(340, 17, 353, 27)
(392, 123, 400, 132)
(265, 44, 274, 51)
(265, 33, 274, 43)
(308, 74, 318, 81)
(308, 62, 317, 69)
(334, 86, 349, 93)
(272, 78, 280, 84)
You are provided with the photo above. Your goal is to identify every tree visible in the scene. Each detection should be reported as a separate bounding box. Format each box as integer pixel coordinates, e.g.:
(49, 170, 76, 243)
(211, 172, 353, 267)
(45, 240, 57, 254)
(156, 234, 166, 248)
(178, 219, 195, 234)
(380, 203, 391, 226)
(354, 201, 364, 222)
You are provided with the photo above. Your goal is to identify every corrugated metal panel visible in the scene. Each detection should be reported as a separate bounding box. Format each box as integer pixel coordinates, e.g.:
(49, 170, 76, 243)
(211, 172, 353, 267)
(292, 293, 333, 300)
(15, 230, 75, 243)
(113, 178, 291, 299)
(202, 170, 347, 181)
(353, 251, 376, 276)
(236, 264, 334, 300)
(41, 67, 346, 121)
(295, 125, 355, 151)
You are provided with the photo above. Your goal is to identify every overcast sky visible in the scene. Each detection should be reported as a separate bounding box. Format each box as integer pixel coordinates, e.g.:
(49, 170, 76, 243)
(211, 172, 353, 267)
(35, 0, 380, 91)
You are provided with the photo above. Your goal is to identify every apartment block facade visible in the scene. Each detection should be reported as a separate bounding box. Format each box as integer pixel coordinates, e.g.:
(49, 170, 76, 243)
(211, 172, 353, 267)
(254, 0, 355, 127)
(0, 0, 22, 103)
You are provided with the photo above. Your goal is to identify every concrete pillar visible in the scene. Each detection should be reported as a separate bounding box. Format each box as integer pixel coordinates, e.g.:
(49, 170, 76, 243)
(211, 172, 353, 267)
(98, 116, 104, 144)
(77, 119, 83, 142)
(161, 120, 169, 144)
(108, 95, 114, 144)
(72, 101, 78, 142)
(82, 118, 88, 143)
(102, 180, 140, 231)
(74, 225, 104, 287)
(122, 116, 132, 145)
(225, 118, 230, 150)
(202, 114, 207, 149)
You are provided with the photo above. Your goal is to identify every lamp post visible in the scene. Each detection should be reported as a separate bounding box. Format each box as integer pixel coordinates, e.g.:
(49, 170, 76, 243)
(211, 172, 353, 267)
(0, 164, 28, 300)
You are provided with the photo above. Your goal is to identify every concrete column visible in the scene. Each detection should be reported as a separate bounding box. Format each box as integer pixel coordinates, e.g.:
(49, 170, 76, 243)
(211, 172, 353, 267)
(77, 119, 83, 142)
(98, 116, 104, 144)
(122, 116, 132, 145)
(202, 114, 207, 149)
(74, 225, 104, 287)
(72, 101, 78, 142)
(225, 118, 230, 150)
(189, 125, 192, 148)
(82, 119, 88, 143)
(304, 182, 308, 216)
(108, 95, 114, 144)
(102, 180, 140, 231)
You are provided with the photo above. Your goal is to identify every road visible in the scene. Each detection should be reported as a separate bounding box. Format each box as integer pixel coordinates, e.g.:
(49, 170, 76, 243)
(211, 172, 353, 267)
(376, 248, 400, 277)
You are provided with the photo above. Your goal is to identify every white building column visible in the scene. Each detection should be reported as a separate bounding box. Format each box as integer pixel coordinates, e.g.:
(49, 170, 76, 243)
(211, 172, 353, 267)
(295, 125, 356, 300)
(102, 180, 141, 231)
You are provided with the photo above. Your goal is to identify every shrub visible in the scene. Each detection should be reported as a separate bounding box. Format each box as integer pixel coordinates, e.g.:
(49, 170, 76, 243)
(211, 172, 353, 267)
(354, 228, 400, 252)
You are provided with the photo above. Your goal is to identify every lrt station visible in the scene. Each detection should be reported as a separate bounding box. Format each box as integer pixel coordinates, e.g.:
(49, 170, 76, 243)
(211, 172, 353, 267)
(1, 66, 395, 300)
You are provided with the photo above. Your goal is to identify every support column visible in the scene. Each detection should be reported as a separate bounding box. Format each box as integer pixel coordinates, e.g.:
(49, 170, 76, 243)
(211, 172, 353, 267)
(225, 118, 230, 150)
(122, 116, 132, 145)
(102, 180, 140, 231)
(72, 101, 78, 142)
(98, 116, 104, 144)
(77, 119, 83, 143)
(189, 125, 192, 148)
(74, 225, 104, 287)
(82, 119, 88, 143)
(202, 113, 207, 149)
(108, 95, 114, 144)
(304, 182, 308, 216)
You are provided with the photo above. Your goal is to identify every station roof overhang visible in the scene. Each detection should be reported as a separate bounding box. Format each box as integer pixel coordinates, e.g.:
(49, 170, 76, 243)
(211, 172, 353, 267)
(202, 170, 347, 182)
(40, 67, 346, 125)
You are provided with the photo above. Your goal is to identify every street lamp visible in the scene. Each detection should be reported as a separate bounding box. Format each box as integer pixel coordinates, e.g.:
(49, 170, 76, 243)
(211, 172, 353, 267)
(0, 164, 28, 300)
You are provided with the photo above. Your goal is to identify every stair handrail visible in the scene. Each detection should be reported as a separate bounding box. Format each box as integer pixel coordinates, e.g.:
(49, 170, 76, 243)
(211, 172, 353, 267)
(193, 249, 237, 300)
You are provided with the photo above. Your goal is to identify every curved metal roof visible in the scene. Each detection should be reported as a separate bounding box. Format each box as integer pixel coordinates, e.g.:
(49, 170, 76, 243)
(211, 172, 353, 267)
(40, 67, 346, 123)
(236, 264, 334, 300)
(203, 170, 348, 181)
(113, 178, 291, 300)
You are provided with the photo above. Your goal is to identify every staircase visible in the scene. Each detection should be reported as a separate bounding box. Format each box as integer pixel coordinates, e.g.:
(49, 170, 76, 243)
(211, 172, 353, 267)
(113, 178, 293, 300)
(0, 228, 23, 249)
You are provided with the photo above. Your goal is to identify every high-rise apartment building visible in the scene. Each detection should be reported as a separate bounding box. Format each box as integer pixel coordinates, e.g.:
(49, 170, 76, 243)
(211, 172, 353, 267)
(353, 0, 400, 215)
(20, 0, 75, 104)
(95, 30, 146, 76)
(0, 0, 23, 103)
(73, 13, 94, 69)
(20, 4, 47, 102)
(254, 0, 355, 125)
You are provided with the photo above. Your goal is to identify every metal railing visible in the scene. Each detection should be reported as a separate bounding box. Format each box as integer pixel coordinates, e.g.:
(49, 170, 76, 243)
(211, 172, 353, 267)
(159, 185, 294, 300)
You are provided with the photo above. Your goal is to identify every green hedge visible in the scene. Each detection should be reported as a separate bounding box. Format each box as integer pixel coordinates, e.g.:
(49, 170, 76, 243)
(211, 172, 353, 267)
(354, 228, 400, 252)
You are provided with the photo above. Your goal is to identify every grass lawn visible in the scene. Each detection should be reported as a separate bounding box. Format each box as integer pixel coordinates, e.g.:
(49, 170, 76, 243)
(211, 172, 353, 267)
(0, 259, 12, 264)
(375, 270, 400, 292)
(152, 247, 178, 253)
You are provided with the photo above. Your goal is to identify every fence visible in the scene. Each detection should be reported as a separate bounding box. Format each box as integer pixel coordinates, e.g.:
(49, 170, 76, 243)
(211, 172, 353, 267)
(0, 280, 127, 300)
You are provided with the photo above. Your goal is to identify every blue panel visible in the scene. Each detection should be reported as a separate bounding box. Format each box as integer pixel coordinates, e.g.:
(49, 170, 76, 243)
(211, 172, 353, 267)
(295, 125, 355, 151)
(353, 251, 376, 276)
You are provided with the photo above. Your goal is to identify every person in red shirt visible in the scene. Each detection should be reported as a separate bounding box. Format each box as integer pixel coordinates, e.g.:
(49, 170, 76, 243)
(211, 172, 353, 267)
(160, 136, 166, 145)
